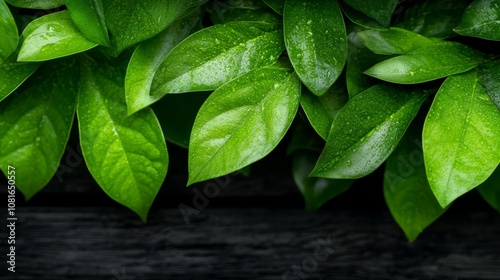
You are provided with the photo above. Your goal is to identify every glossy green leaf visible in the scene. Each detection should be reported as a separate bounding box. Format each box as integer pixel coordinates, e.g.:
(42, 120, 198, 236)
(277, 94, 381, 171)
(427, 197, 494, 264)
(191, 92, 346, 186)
(0, 60, 78, 200)
(286, 119, 324, 155)
(152, 91, 210, 148)
(125, 12, 201, 115)
(341, 0, 398, 27)
(338, 1, 387, 30)
(455, 0, 500, 41)
(0, 54, 40, 102)
(0, 0, 18, 61)
(284, 0, 346, 96)
(103, 0, 207, 54)
(188, 62, 301, 185)
(65, 0, 110, 46)
(384, 114, 446, 242)
(210, 0, 280, 24)
(18, 11, 98, 62)
(77, 57, 169, 222)
(293, 151, 353, 211)
(477, 166, 500, 212)
(346, 32, 383, 98)
(423, 70, 500, 208)
(356, 27, 437, 55)
(300, 79, 349, 140)
(262, 0, 284, 15)
(311, 84, 429, 179)
(479, 60, 500, 110)
(365, 42, 485, 84)
(6, 0, 63, 9)
(151, 21, 284, 94)
(394, 0, 469, 38)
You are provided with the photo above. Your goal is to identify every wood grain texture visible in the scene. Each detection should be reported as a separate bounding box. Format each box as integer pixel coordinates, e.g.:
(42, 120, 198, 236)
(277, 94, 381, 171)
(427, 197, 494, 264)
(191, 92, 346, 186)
(1, 207, 499, 280)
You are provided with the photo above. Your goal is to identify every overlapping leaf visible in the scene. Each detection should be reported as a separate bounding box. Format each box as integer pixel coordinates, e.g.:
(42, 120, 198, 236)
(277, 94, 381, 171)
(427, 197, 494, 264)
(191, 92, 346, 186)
(477, 166, 500, 212)
(103, 0, 207, 53)
(342, 0, 398, 27)
(479, 60, 500, 110)
(0, 0, 18, 61)
(65, 0, 110, 46)
(384, 114, 446, 242)
(18, 11, 98, 62)
(0, 54, 40, 102)
(6, 0, 63, 9)
(365, 42, 485, 84)
(125, 12, 201, 115)
(284, 0, 346, 96)
(77, 57, 169, 222)
(188, 61, 301, 185)
(0, 60, 78, 200)
(356, 27, 437, 55)
(455, 0, 500, 41)
(423, 70, 500, 207)
(151, 21, 284, 94)
(311, 84, 429, 179)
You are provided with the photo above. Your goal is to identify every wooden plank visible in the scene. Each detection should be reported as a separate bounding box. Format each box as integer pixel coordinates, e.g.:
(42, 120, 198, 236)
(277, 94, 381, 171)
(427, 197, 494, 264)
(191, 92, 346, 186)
(2, 207, 500, 279)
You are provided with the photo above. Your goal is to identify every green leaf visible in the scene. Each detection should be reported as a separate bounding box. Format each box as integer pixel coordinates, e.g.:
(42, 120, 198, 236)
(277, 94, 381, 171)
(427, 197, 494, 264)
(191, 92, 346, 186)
(0, 60, 78, 200)
(18, 11, 98, 62)
(346, 32, 383, 98)
(293, 151, 353, 211)
(454, 0, 500, 41)
(0, 54, 40, 102)
(210, 0, 280, 24)
(262, 0, 284, 15)
(152, 91, 210, 148)
(338, 1, 387, 30)
(365, 42, 485, 84)
(394, 0, 469, 38)
(284, 0, 346, 96)
(423, 70, 500, 208)
(77, 57, 168, 222)
(384, 113, 446, 242)
(300, 79, 349, 140)
(65, 0, 110, 46)
(356, 27, 437, 55)
(0, 0, 18, 61)
(286, 119, 324, 155)
(125, 12, 201, 115)
(188, 61, 301, 185)
(103, 0, 207, 54)
(477, 166, 500, 212)
(6, 0, 63, 9)
(151, 21, 284, 94)
(311, 84, 429, 179)
(479, 60, 500, 110)
(341, 0, 398, 27)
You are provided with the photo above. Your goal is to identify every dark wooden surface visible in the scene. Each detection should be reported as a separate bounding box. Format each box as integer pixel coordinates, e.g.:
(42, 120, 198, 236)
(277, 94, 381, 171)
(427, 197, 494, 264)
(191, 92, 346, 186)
(1, 207, 500, 280)
(2, 145, 500, 279)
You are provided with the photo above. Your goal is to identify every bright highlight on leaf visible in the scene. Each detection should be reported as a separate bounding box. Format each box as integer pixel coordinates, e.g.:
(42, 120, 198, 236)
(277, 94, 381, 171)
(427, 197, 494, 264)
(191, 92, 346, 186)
(18, 11, 98, 62)
(284, 0, 347, 96)
(152, 21, 284, 95)
(311, 84, 429, 179)
(365, 42, 485, 84)
(188, 61, 301, 185)
(77, 58, 169, 222)
(0, 60, 78, 200)
(454, 0, 500, 41)
(423, 70, 500, 208)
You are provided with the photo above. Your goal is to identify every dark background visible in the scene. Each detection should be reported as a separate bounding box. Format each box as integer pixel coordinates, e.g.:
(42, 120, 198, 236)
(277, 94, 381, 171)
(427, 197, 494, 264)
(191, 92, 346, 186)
(1, 130, 500, 280)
